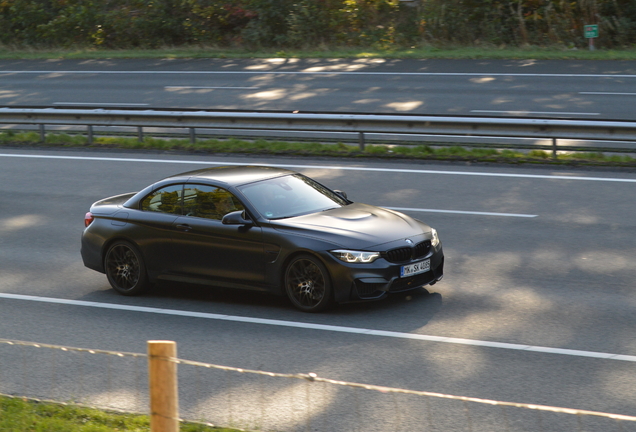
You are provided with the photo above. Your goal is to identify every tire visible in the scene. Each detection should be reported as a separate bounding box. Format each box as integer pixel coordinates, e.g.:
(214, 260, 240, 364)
(104, 241, 150, 296)
(284, 255, 332, 312)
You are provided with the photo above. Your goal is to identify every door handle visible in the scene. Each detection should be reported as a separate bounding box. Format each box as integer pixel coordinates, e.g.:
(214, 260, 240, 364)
(175, 224, 192, 232)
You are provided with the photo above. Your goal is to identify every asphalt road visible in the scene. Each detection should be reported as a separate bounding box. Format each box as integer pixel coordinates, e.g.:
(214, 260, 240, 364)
(3, 58, 636, 119)
(1, 148, 636, 431)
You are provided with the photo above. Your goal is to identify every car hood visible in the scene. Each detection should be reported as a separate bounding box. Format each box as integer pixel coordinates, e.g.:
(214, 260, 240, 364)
(270, 203, 430, 249)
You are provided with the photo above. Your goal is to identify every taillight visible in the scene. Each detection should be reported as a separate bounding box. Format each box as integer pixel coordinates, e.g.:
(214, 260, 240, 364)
(84, 212, 94, 227)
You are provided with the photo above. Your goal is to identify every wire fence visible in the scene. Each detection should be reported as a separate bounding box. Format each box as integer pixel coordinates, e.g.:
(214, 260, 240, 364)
(1, 338, 636, 432)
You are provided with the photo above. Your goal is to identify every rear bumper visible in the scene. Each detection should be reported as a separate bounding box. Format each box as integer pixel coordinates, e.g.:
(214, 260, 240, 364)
(81, 225, 107, 273)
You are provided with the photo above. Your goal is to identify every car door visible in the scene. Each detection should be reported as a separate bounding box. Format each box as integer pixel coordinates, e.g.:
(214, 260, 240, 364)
(127, 183, 184, 276)
(169, 183, 266, 287)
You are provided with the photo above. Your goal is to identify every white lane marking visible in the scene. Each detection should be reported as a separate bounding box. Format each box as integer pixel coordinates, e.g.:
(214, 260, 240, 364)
(2, 153, 636, 183)
(54, 102, 149, 106)
(2, 70, 636, 78)
(580, 92, 636, 96)
(165, 86, 259, 90)
(471, 110, 601, 116)
(0, 293, 634, 362)
(386, 207, 537, 218)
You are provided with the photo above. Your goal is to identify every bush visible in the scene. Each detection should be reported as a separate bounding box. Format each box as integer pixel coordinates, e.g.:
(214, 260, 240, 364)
(0, 0, 634, 49)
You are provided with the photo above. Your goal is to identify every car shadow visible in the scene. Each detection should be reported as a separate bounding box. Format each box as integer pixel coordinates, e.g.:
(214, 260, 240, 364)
(80, 281, 444, 332)
(334, 287, 442, 314)
(145, 281, 292, 309)
(153, 282, 443, 315)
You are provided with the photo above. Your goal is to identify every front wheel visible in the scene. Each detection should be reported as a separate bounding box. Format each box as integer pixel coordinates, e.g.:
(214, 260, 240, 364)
(284, 255, 332, 312)
(104, 241, 150, 296)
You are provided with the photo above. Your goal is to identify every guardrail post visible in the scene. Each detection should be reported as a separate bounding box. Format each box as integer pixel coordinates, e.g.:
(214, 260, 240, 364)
(358, 132, 365, 151)
(552, 138, 558, 159)
(189, 128, 196, 144)
(87, 125, 93, 145)
(138, 126, 144, 142)
(148, 340, 179, 432)
(38, 124, 45, 143)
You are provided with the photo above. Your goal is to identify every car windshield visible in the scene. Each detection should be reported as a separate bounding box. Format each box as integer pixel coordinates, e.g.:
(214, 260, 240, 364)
(238, 174, 348, 219)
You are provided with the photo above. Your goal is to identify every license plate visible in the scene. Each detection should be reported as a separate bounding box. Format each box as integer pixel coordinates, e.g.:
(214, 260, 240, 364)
(400, 259, 430, 277)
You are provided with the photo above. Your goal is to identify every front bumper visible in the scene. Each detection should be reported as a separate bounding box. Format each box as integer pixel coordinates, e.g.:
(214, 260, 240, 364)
(354, 256, 444, 299)
(324, 245, 445, 303)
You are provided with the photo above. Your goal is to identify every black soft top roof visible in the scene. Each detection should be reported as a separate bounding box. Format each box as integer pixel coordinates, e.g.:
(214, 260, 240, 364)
(164, 165, 295, 186)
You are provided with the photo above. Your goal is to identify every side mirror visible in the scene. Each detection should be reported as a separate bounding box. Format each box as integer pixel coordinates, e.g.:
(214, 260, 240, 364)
(222, 210, 253, 226)
(334, 190, 348, 200)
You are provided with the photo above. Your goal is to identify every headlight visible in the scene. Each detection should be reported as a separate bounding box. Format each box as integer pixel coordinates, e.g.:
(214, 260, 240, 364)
(331, 250, 381, 263)
(431, 228, 440, 247)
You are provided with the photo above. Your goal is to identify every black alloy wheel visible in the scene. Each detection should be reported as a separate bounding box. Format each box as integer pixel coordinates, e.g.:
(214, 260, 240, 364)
(105, 241, 149, 296)
(284, 255, 332, 312)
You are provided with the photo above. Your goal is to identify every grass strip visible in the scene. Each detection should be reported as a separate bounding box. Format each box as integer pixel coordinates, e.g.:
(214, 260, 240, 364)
(1, 45, 636, 61)
(2, 130, 636, 168)
(0, 395, 237, 432)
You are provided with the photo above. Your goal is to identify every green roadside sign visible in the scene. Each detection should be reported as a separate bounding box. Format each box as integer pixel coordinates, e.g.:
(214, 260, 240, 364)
(584, 25, 598, 38)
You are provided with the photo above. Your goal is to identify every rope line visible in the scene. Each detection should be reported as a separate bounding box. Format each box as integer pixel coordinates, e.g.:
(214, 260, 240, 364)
(2, 338, 636, 423)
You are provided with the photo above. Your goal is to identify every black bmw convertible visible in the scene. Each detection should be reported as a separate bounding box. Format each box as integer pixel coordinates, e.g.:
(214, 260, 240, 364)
(81, 166, 444, 312)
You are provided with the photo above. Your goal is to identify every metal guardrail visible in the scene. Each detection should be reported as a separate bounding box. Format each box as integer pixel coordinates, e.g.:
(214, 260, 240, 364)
(2, 107, 636, 153)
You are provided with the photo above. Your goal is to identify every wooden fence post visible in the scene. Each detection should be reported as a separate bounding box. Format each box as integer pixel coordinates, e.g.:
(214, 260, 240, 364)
(148, 340, 179, 432)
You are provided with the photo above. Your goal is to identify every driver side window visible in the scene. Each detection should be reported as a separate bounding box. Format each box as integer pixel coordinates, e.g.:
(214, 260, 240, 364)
(183, 185, 244, 220)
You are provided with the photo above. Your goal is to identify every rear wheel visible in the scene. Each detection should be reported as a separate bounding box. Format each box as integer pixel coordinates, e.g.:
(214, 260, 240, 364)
(284, 255, 332, 312)
(104, 241, 149, 296)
